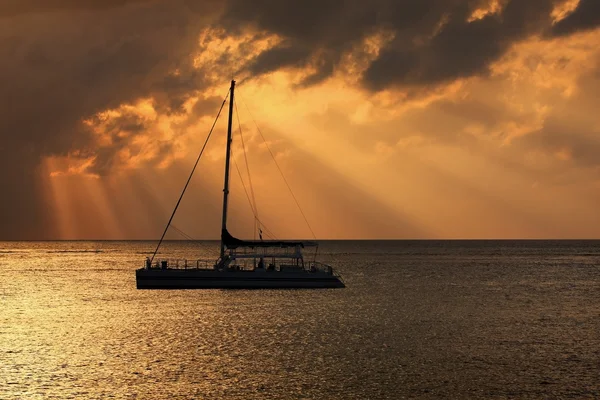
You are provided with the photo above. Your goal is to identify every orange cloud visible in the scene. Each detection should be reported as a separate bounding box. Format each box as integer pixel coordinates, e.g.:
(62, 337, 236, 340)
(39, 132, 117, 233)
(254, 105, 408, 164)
(468, 0, 506, 22)
(551, 0, 581, 23)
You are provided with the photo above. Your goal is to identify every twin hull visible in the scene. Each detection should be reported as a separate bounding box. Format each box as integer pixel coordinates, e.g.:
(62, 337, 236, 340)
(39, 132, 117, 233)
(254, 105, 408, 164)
(136, 268, 345, 289)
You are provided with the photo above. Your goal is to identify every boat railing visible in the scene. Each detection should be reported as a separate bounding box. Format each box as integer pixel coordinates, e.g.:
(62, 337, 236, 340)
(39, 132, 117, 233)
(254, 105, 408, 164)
(147, 259, 216, 270)
(230, 246, 300, 258)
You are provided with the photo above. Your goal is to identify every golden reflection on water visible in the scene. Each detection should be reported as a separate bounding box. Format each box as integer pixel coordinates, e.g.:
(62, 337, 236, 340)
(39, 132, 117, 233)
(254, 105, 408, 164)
(1, 240, 599, 399)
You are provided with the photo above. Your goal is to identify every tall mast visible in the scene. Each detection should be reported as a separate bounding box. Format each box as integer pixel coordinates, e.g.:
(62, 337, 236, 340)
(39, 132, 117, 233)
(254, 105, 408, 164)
(220, 80, 236, 258)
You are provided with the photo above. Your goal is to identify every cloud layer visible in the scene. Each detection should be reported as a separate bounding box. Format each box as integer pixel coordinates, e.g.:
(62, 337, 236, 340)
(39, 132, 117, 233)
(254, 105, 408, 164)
(0, 0, 599, 238)
(223, 0, 600, 89)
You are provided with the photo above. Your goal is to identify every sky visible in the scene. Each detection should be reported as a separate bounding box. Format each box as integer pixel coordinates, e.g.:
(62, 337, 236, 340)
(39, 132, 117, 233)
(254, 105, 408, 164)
(1, 0, 600, 240)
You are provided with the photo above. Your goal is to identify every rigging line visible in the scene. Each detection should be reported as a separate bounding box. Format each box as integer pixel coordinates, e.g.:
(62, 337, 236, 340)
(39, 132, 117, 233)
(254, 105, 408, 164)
(170, 224, 195, 241)
(231, 149, 279, 241)
(258, 228, 276, 240)
(169, 227, 188, 240)
(254, 217, 278, 241)
(261, 225, 279, 240)
(237, 90, 317, 240)
(230, 150, 278, 240)
(235, 99, 259, 240)
(234, 99, 260, 231)
(230, 143, 256, 218)
(150, 90, 230, 263)
(232, 152, 257, 217)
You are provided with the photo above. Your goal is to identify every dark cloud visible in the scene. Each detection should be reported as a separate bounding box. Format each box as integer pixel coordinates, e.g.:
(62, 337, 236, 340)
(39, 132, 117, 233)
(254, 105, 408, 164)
(551, 0, 600, 37)
(367, 1, 557, 89)
(0, 1, 221, 238)
(246, 44, 312, 76)
(0, 0, 155, 17)
(222, 0, 560, 89)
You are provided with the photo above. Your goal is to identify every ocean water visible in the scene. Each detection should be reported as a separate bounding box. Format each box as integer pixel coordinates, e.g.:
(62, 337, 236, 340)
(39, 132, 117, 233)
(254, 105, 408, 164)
(1, 240, 599, 399)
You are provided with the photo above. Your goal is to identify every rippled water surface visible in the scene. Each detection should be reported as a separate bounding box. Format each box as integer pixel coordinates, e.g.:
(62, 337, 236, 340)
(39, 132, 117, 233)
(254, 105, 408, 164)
(1, 240, 599, 399)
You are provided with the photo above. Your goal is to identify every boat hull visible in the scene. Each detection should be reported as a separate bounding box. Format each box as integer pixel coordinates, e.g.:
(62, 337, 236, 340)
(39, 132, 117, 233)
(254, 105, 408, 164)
(136, 268, 345, 289)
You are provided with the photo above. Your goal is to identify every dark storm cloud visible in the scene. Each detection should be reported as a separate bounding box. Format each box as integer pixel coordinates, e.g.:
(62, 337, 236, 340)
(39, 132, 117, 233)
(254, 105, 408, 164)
(0, 1, 221, 238)
(221, 0, 563, 89)
(246, 44, 313, 76)
(0, 0, 155, 16)
(366, 0, 558, 89)
(0, 2, 215, 156)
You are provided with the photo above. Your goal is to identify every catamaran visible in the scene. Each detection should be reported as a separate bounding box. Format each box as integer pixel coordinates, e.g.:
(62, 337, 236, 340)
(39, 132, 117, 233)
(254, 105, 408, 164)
(136, 80, 345, 289)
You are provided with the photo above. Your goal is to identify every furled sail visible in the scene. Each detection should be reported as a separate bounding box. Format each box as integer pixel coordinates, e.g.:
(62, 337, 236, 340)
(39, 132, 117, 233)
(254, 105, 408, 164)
(221, 229, 315, 249)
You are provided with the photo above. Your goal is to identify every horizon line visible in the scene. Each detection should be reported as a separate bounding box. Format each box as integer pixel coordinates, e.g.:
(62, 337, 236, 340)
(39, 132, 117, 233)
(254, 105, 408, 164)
(1, 238, 600, 242)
